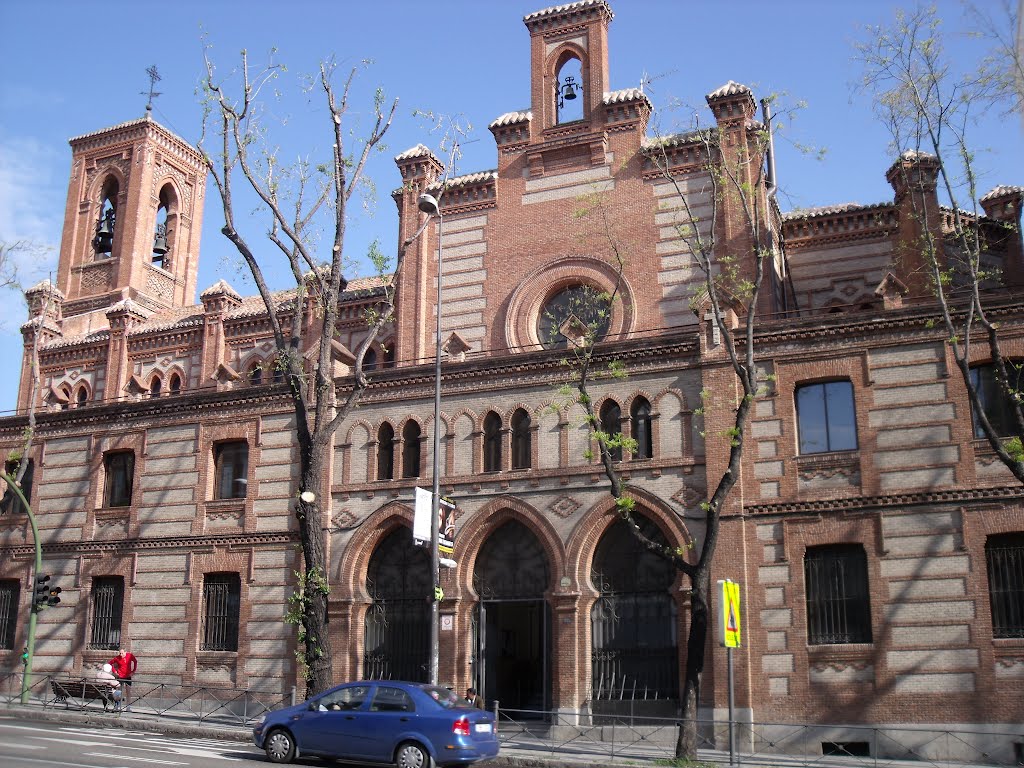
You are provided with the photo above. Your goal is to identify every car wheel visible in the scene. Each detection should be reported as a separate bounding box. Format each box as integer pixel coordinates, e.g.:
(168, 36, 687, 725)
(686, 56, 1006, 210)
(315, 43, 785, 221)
(395, 741, 432, 768)
(264, 728, 296, 764)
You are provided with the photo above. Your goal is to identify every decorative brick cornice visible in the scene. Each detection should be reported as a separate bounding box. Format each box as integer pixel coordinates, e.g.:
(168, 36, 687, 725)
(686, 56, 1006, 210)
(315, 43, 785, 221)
(523, 0, 612, 32)
(747, 484, 1024, 516)
(0, 530, 299, 559)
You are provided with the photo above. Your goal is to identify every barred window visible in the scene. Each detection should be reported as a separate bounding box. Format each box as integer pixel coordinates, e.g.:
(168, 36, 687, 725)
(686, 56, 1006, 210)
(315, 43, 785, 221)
(201, 573, 240, 651)
(214, 441, 248, 500)
(104, 451, 134, 508)
(631, 397, 653, 460)
(986, 533, 1024, 638)
(804, 544, 872, 645)
(1, 459, 33, 515)
(0, 579, 19, 650)
(483, 412, 502, 472)
(796, 381, 858, 454)
(511, 409, 531, 470)
(600, 400, 622, 462)
(89, 576, 124, 650)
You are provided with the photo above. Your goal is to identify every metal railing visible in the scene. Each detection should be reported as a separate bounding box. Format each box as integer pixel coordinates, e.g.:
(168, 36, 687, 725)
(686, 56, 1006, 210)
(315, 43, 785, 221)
(491, 705, 1024, 768)
(0, 670, 293, 728)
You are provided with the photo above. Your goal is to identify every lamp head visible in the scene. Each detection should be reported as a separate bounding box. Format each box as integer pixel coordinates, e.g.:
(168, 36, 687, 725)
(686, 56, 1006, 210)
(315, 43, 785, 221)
(417, 193, 440, 215)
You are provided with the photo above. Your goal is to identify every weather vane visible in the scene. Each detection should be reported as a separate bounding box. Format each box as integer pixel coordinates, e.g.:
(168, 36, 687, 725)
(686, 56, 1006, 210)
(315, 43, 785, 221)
(142, 65, 162, 112)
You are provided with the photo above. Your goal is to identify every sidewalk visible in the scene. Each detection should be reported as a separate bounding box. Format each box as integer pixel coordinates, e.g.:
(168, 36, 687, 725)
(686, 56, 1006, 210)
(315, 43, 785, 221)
(1, 699, 668, 767)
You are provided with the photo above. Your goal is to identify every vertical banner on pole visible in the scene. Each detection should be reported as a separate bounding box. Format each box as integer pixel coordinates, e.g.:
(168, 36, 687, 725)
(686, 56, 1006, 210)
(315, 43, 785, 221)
(718, 579, 742, 648)
(413, 487, 432, 545)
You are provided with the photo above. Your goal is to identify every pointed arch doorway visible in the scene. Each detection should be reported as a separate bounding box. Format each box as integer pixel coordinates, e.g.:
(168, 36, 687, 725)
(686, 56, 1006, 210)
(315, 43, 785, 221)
(472, 519, 551, 716)
(364, 526, 431, 682)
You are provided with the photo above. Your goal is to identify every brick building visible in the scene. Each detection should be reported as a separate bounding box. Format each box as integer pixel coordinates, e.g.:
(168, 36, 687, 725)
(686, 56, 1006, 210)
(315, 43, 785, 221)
(1, 0, 1022, 757)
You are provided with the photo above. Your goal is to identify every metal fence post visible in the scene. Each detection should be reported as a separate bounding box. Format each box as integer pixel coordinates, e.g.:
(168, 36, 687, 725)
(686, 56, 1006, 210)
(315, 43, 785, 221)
(291, 686, 296, 706)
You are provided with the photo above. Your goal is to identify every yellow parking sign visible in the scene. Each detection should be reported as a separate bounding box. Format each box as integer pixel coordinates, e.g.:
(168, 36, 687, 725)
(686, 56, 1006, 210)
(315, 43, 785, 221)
(718, 579, 741, 648)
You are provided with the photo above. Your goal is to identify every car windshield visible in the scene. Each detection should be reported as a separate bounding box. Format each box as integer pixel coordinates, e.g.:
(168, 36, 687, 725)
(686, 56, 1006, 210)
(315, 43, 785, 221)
(421, 685, 465, 709)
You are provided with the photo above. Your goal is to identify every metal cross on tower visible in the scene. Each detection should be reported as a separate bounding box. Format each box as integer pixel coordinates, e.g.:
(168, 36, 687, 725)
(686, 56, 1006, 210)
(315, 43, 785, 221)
(142, 65, 162, 112)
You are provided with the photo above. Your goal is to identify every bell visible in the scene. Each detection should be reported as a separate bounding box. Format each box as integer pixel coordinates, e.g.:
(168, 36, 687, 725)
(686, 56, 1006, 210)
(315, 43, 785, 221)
(152, 233, 168, 255)
(93, 214, 114, 253)
(562, 83, 578, 101)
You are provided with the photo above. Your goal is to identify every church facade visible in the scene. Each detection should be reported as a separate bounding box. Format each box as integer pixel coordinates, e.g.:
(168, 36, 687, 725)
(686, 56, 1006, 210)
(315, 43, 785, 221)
(1, 0, 1022, 756)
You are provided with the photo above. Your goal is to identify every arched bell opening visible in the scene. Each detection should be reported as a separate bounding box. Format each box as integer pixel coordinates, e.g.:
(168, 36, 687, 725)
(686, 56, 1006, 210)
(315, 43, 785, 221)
(553, 53, 584, 125)
(590, 515, 679, 721)
(93, 177, 119, 257)
(472, 519, 551, 716)
(363, 526, 431, 682)
(152, 184, 178, 269)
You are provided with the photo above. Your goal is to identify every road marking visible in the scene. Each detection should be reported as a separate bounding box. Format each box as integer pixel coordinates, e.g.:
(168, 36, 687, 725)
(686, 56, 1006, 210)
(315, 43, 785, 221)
(84, 754, 187, 766)
(2, 742, 46, 750)
(0, 756, 133, 768)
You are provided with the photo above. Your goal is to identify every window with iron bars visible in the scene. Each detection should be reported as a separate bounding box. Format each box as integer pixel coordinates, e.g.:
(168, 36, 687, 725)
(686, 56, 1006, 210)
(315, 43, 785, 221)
(89, 576, 124, 650)
(0, 579, 19, 650)
(201, 573, 240, 651)
(804, 544, 872, 645)
(986, 533, 1024, 638)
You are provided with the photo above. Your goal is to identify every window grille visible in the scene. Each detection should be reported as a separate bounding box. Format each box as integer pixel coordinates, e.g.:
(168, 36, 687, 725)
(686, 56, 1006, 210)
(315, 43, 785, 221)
(89, 577, 124, 650)
(214, 441, 248, 500)
(104, 451, 135, 508)
(796, 381, 858, 454)
(986, 533, 1024, 638)
(201, 573, 240, 651)
(0, 580, 19, 650)
(804, 544, 872, 645)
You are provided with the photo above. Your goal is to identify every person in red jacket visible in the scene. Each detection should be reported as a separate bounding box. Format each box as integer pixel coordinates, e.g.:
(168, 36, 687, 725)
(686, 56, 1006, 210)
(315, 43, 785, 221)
(109, 646, 138, 710)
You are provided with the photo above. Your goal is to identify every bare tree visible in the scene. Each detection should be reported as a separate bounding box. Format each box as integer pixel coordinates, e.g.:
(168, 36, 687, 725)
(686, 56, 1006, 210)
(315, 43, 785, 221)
(857, 5, 1024, 483)
(562, 90, 780, 758)
(967, 0, 1024, 118)
(199, 49, 432, 696)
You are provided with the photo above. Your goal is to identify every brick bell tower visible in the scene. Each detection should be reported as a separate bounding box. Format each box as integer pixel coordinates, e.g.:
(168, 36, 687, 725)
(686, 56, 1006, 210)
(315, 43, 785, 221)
(54, 111, 206, 336)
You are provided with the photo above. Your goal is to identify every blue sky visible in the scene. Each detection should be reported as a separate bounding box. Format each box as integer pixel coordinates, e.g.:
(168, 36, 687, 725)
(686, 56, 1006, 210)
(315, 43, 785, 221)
(0, 0, 1020, 415)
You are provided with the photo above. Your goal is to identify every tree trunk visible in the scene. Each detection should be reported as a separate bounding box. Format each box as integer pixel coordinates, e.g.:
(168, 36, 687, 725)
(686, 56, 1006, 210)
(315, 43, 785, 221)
(677, 565, 711, 758)
(298, 435, 334, 697)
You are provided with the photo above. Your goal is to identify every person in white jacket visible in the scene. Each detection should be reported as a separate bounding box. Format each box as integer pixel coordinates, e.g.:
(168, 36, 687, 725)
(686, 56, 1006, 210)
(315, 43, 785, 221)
(95, 663, 122, 710)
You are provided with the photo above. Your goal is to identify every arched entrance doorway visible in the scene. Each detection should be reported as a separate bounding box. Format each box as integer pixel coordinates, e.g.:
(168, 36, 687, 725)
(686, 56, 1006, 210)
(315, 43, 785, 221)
(364, 526, 430, 682)
(591, 515, 679, 719)
(473, 519, 550, 715)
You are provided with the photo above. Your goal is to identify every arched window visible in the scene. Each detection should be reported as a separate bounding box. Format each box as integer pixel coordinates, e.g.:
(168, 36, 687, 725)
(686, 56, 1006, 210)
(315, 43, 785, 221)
(377, 423, 395, 481)
(249, 364, 263, 386)
(554, 55, 584, 124)
(631, 397, 653, 460)
(402, 421, 421, 478)
(169, 373, 182, 395)
(511, 408, 531, 470)
(483, 411, 502, 472)
(364, 348, 378, 372)
(600, 400, 622, 462)
(60, 385, 72, 410)
(150, 376, 162, 398)
(365, 527, 430, 681)
(93, 178, 118, 257)
(382, 343, 396, 368)
(76, 386, 89, 407)
(272, 361, 285, 384)
(591, 516, 678, 712)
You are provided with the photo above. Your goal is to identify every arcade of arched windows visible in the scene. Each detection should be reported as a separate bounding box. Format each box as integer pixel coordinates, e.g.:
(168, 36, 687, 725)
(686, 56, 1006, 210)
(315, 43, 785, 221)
(343, 390, 695, 486)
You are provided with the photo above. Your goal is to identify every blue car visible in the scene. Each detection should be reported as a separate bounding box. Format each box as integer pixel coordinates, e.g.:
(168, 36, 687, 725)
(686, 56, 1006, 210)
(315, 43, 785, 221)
(252, 680, 499, 767)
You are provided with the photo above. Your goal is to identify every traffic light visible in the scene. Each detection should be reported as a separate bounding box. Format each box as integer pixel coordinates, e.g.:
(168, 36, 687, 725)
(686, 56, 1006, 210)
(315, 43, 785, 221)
(47, 586, 62, 607)
(33, 574, 50, 611)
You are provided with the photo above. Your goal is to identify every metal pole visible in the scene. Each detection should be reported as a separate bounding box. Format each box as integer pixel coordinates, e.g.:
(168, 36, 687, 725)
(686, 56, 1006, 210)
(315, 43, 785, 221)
(429, 207, 444, 686)
(728, 645, 736, 765)
(3, 473, 41, 705)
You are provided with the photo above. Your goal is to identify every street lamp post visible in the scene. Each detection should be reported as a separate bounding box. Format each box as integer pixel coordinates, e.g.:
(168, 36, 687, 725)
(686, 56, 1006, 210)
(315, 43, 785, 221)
(417, 192, 443, 685)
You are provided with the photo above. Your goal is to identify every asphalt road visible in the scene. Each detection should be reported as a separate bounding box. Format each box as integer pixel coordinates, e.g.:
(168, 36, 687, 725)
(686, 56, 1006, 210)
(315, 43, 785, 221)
(0, 712, 277, 768)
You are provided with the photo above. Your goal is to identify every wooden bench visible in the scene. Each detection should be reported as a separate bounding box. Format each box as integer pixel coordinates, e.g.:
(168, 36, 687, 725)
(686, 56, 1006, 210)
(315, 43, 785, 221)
(49, 678, 121, 710)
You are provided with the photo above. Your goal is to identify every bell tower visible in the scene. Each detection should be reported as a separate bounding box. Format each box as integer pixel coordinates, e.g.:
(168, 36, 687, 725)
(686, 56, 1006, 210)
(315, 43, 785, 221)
(54, 113, 205, 334)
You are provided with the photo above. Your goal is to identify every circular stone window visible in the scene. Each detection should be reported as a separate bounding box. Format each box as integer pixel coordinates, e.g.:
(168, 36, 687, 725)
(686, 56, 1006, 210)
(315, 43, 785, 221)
(536, 284, 612, 350)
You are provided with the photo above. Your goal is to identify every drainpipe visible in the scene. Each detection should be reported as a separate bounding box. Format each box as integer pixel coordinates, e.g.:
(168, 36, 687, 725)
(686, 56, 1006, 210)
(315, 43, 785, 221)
(3, 473, 41, 704)
(761, 98, 799, 316)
